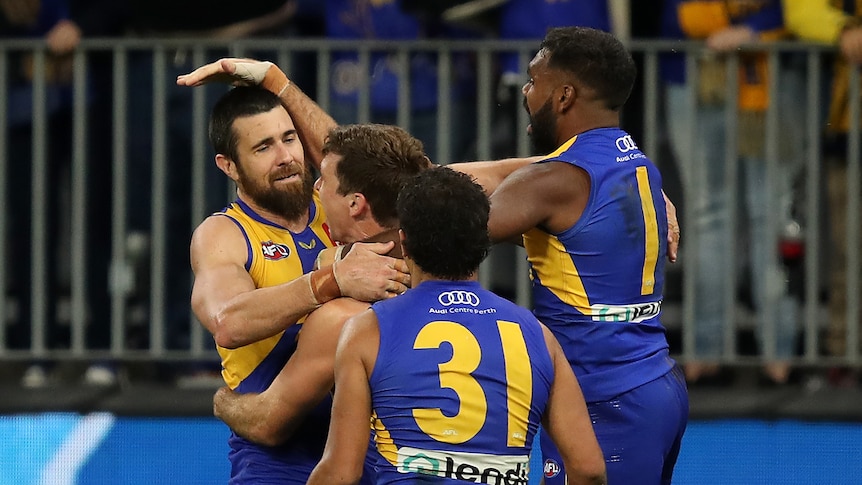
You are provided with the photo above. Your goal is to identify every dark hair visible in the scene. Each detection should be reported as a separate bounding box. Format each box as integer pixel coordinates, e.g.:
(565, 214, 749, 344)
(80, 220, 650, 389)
(397, 166, 490, 280)
(208, 86, 284, 163)
(540, 26, 636, 111)
(323, 124, 432, 229)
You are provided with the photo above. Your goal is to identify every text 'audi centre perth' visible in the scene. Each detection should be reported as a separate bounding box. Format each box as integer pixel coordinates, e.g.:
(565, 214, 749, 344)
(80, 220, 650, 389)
(429, 291, 498, 315)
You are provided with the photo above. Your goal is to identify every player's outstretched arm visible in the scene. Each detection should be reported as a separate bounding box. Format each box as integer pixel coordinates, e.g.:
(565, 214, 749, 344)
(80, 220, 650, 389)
(177, 58, 336, 169)
(541, 324, 607, 485)
(449, 156, 543, 195)
(307, 309, 380, 485)
(214, 298, 370, 446)
(485, 161, 589, 243)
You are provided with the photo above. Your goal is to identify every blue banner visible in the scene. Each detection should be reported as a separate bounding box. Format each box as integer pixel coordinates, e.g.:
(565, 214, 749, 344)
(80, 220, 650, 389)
(1, 415, 859, 484)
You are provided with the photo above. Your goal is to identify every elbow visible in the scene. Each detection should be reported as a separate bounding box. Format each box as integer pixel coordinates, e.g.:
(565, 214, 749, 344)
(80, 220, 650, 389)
(344, 470, 362, 485)
(213, 331, 241, 350)
(588, 471, 608, 485)
(315, 461, 362, 485)
(568, 462, 607, 485)
(586, 457, 608, 485)
(212, 311, 243, 349)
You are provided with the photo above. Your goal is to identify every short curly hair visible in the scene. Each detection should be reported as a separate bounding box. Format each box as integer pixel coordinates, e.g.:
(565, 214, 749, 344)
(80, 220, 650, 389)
(397, 166, 490, 280)
(540, 26, 636, 111)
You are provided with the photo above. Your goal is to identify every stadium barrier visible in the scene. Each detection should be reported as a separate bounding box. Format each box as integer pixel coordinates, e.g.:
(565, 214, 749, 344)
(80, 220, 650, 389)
(0, 38, 858, 369)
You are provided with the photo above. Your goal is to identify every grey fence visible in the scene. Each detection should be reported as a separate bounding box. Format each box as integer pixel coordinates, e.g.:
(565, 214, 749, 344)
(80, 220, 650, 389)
(0, 37, 858, 368)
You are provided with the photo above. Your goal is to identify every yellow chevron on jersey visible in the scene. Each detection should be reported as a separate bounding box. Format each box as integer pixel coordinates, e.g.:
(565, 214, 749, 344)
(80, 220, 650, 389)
(541, 134, 578, 160)
(214, 192, 333, 389)
(372, 411, 399, 465)
(522, 228, 592, 316)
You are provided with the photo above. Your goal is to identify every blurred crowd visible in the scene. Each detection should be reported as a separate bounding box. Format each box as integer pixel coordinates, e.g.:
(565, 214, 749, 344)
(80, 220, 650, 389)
(2, 0, 862, 391)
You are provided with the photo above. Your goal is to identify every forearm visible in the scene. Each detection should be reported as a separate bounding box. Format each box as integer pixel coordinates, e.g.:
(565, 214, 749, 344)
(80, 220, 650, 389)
(213, 267, 340, 348)
(214, 388, 297, 447)
(278, 82, 338, 168)
(449, 156, 541, 195)
(248, 62, 338, 165)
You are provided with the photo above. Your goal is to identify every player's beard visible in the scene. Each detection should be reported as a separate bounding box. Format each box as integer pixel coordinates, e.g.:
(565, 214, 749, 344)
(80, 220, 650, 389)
(237, 161, 316, 221)
(526, 96, 558, 155)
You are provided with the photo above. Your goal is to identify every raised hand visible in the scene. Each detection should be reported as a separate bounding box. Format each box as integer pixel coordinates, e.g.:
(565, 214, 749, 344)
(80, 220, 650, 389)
(177, 58, 290, 96)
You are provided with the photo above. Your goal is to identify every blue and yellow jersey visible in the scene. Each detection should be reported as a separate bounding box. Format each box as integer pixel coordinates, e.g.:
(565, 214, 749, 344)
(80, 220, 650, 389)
(215, 193, 332, 392)
(214, 193, 334, 484)
(369, 280, 553, 484)
(525, 127, 672, 403)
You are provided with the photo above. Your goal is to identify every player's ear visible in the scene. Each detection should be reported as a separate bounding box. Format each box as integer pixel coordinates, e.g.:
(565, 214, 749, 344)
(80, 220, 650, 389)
(350, 192, 367, 217)
(398, 229, 409, 259)
(215, 154, 238, 181)
(558, 84, 575, 111)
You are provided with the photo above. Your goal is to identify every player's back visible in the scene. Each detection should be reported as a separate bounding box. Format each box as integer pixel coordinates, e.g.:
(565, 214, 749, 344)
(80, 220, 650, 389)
(216, 196, 335, 484)
(524, 127, 673, 402)
(368, 280, 554, 484)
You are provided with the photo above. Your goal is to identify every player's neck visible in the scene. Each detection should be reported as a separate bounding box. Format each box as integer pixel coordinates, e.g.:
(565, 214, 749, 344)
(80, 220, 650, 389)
(409, 267, 479, 288)
(562, 108, 620, 140)
(237, 194, 310, 233)
(354, 220, 389, 242)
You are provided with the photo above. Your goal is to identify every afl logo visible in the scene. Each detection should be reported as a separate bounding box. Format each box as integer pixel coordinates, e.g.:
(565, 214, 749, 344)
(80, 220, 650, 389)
(615, 135, 638, 153)
(261, 241, 290, 261)
(543, 459, 561, 479)
(437, 291, 480, 307)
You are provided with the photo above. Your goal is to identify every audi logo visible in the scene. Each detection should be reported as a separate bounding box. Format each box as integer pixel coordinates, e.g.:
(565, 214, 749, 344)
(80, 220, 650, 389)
(437, 291, 480, 306)
(615, 135, 638, 153)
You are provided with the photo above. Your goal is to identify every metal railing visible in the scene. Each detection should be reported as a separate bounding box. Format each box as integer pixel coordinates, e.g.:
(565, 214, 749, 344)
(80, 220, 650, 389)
(0, 37, 859, 368)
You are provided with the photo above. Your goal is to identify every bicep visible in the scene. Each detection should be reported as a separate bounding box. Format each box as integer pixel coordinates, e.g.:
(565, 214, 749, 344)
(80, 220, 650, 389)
(488, 163, 585, 242)
(190, 218, 256, 334)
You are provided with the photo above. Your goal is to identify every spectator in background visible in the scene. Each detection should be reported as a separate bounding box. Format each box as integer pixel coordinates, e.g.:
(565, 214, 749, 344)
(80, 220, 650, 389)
(324, 0, 477, 162)
(783, 0, 862, 385)
(115, 0, 298, 365)
(661, 0, 803, 385)
(7, 0, 302, 386)
(1, 0, 121, 387)
(2, 0, 72, 385)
